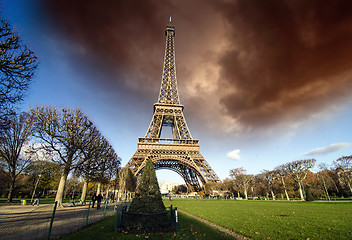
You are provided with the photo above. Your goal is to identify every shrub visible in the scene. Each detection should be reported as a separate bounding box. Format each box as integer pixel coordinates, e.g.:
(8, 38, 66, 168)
(122, 158, 172, 233)
(305, 187, 314, 202)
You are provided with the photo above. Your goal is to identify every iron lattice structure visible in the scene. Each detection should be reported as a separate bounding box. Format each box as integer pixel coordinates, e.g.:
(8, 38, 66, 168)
(126, 19, 221, 191)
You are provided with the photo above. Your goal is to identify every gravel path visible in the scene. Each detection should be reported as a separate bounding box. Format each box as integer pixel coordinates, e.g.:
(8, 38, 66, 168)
(0, 203, 116, 240)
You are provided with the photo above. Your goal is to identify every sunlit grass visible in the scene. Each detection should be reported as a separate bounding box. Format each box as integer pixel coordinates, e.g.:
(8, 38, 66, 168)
(164, 199, 352, 240)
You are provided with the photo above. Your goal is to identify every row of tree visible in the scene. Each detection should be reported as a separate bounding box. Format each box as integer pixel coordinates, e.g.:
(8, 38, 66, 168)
(205, 157, 352, 201)
(0, 107, 121, 206)
(0, 15, 123, 206)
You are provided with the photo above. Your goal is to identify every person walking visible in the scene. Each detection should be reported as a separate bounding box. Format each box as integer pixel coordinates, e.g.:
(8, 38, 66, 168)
(91, 194, 96, 208)
(32, 193, 40, 206)
(96, 194, 103, 209)
(71, 191, 76, 206)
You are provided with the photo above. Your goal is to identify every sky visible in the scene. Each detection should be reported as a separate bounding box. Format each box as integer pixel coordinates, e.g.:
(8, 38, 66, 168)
(2, 0, 352, 184)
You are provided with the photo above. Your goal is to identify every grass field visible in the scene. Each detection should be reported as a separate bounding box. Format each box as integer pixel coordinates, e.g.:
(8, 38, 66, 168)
(61, 211, 236, 240)
(164, 199, 352, 240)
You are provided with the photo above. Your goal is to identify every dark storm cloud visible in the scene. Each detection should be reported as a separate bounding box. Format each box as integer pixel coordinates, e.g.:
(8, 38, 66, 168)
(43, 0, 167, 101)
(42, 0, 219, 109)
(214, 0, 352, 127)
(43, 0, 352, 132)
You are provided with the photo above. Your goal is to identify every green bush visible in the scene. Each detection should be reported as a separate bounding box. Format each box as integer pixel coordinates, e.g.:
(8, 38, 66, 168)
(305, 187, 314, 202)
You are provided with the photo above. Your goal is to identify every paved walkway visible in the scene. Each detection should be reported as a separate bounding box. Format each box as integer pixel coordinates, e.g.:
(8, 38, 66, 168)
(1, 203, 248, 239)
(0, 203, 116, 240)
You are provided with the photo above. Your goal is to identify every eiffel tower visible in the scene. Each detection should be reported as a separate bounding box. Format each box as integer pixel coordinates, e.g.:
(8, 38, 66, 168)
(126, 18, 221, 191)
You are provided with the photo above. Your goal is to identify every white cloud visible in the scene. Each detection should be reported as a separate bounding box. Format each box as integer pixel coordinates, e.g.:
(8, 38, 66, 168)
(227, 149, 241, 160)
(302, 142, 351, 156)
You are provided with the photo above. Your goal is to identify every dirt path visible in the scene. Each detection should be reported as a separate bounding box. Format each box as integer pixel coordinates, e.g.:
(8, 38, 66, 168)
(0, 203, 116, 240)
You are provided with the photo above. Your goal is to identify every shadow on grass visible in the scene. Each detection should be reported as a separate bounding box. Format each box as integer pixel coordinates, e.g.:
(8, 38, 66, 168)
(60, 212, 236, 240)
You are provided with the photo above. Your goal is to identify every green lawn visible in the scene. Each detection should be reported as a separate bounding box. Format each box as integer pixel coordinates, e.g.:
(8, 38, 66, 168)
(164, 199, 352, 240)
(61, 212, 236, 240)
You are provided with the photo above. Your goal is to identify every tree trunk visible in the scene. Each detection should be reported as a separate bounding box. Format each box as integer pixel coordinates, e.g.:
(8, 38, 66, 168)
(7, 177, 15, 203)
(55, 166, 70, 207)
(118, 190, 122, 201)
(80, 179, 88, 203)
(347, 176, 352, 194)
(96, 182, 101, 195)
(298, 181, 305, 201)
(115, 189, 119, 201)
(347, 181, 352, 194)
(271, 190, 276, 200)
(322, 178, 331, 201)
(31, 176, 41, 204)
(281, 177, 290, 201)
(244, 188, 248, 200)
(284, 189, 290, 201)
(332, 179, 339, 193)
(105, 184, 110, 199)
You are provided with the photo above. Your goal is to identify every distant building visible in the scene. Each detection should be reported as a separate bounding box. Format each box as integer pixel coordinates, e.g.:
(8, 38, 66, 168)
(160, 181, 180, 194)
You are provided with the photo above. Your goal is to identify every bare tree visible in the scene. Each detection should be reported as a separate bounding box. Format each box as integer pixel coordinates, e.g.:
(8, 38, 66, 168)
(203, 182, 225, 197)
(85, 136, 119, 197)
(229, 167, 253, 200)
(92, 137, 110, 196)
(118, 167, 137, 201)
(75, 126, 102, 203)
(284, 159, 316, 201)
(0, 112, 34, 202)
(275, 165, 291, 201)
(252, 174, 268, 198)
(0, 18, 37, 129)
(319, 163, 340, 194)
(317, 164, 333, 201)
(261, 170, 277, 200)
(335, 155, 352, 194)
(31, 106, 92, 207)
(106, 155, 121, 199)
(223, 178, 239, 198)
(100, 144, 120, 199)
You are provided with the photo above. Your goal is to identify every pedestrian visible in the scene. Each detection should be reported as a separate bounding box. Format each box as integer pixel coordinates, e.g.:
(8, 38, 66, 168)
(71, 192, 76, 206)
(32, 192, 40, 206)
(96, 194, 103, 209)
(91, 194, 96, 208)
(169, 195, 172, 201)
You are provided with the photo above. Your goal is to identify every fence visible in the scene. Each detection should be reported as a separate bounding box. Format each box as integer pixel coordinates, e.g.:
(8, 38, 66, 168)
(0, 199, 119, 240)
